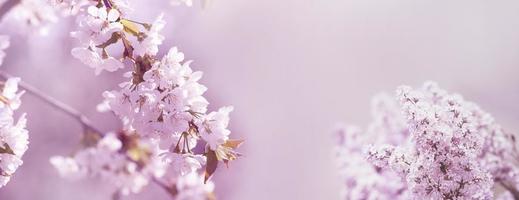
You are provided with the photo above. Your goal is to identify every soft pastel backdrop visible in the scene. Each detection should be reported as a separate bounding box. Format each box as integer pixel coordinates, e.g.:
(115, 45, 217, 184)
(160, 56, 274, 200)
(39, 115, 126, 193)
(1, 0, 519, 199)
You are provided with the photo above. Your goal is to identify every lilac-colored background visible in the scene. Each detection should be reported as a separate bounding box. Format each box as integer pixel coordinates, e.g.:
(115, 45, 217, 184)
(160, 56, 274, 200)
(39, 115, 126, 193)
(1, 0, 519, 199)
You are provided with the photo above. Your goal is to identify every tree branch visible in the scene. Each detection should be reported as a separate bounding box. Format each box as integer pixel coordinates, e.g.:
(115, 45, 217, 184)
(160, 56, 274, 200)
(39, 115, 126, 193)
(0, 70, 103, 135)
(153, 177, 178, 198)
(0, 0, 20, 21)
(499, 181, 519, 200)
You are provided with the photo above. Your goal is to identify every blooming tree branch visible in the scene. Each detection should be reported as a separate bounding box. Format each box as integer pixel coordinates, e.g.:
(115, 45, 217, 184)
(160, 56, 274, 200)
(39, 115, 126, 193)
(0, 69, 194, 198)
(46, 0, 243, 199)
(0, 0, 243, 198)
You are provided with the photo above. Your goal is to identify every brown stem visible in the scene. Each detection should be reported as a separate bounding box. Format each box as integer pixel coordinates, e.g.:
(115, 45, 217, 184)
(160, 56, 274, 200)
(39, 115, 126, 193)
(499, 181, 519, 200)
(0, 70, 103, 135)
(153, 177, 178, 197)
(0, 0, 20, 21)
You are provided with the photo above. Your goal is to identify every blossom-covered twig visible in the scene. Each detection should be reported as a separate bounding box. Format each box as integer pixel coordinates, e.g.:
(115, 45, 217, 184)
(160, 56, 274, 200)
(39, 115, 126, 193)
(49, 0, 243, 199)
(0, 69, 195, 198)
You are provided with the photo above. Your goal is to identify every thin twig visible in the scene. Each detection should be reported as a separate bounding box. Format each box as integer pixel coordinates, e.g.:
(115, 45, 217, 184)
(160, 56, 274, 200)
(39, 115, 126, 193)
(0, 72, 175, 197)
(499, 181, 519, 200)
(152, 177, 177, 197)
(0, 70, 103, 135)
(0, 0, 20, 21)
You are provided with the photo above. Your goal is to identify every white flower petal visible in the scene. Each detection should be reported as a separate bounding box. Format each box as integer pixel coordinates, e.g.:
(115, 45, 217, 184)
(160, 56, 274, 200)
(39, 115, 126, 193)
(107, 9, 120, 22)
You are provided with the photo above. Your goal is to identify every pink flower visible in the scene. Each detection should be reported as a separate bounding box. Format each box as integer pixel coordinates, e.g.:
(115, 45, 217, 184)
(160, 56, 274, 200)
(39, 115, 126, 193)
(71, 47, 124, 75)
(337, 82, 519, 199)
(0, 78, 28, 188)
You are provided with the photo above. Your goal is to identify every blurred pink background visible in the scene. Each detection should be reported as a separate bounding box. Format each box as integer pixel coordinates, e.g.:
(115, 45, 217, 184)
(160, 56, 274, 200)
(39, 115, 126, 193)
(1, 0, 519, 199)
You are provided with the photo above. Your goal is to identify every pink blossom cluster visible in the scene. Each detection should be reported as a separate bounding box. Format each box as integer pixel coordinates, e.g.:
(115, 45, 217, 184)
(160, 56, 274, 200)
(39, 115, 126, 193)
(50, 0, 242, 198)
(0, 76, 28, 188)
(336, 82, 519, 200)
(0, 36, 28, 188)
(334, 125, 408, 200)
(334, 94, 409, 200)
(50, 132, 167, 195)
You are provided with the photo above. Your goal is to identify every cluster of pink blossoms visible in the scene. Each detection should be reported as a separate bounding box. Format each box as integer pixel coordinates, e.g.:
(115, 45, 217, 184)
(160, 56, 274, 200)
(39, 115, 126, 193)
(50, 0, 242, 199)
(335, 127, 404, 200)
(0, 77, 28, 188)
(0, 36, 28, 188)
(334, 94, 409, 200)
(336, 82, 519, 200)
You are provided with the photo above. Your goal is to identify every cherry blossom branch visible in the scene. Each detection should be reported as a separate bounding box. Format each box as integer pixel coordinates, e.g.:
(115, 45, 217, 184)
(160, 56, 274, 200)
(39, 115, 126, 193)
(0, 71, 177, 199)
(152, 177, 178, 197)
(0, 0, 20, 20)
(0, 70, 103, 135)
(46, 2, 243, 198)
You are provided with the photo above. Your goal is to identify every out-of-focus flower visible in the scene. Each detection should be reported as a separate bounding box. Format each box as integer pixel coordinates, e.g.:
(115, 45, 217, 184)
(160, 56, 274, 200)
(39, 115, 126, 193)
(0, 36, 8, 66)
(49, 0, 90, 16)
(334, 126, 408, 200)
(366, 94, 409, 145)
(1, 0, 58, 35)
(162, 153, 205, 176)
(50, 132, 167, 195)
(0, 77, 28, 188)
(49, 156, 82, 178)
(174, 172, 215, 200)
